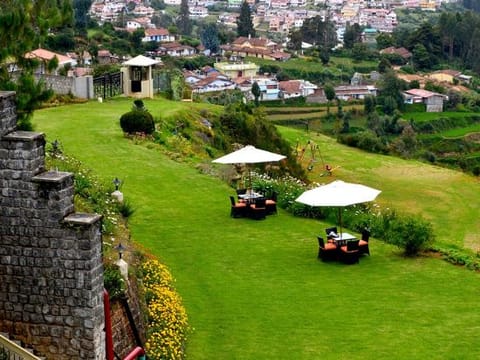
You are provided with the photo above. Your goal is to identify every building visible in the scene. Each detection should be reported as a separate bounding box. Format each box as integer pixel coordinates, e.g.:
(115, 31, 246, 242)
(279, 80, 318, 98)
(334, 85, 378, 101)
(214, 62, 259, 79)
(157, 43, 196, 57)
(142, 28, 175, 43)
(24, 48, 76, 75)
(403, 88, 447, 112)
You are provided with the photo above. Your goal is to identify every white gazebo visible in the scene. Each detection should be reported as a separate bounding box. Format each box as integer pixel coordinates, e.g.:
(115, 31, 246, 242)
(121, 55, 162, 98)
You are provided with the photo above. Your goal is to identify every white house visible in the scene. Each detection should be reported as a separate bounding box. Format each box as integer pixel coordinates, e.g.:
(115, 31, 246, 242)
(142, 28, 175, 43)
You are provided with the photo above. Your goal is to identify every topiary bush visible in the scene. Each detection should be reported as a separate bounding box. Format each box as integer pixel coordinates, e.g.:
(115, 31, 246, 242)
(120, 109, 155, 135)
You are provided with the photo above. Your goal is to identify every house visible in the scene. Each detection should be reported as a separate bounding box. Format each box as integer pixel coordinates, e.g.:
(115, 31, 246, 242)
(132, 5, 155, 17)
(190, 6, 209, 18)
(403, 88, 447, 112)
(24, 48, 76, 75)
(214, 62, 259, 79)
(183, 70, 204, 85)
(279, 80, 318, 99)
(190, 73, 236, 93)
(306, 88, 327, 104)
(334, 85, 378, 101)
(221, 37, 288, 60)
(142, 28, 175, 43)
(157, 43, 196, 57)
(66, 50, 93, 66)
(97, 49, 119, 64)
(252, 77, 280, 101)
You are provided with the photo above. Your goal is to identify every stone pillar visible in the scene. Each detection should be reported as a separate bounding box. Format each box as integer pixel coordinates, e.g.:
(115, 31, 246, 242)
(0, 91, 106, 359)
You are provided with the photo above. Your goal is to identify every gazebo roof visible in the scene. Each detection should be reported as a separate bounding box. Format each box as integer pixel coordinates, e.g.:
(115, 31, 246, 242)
(122, 55, 160, 67)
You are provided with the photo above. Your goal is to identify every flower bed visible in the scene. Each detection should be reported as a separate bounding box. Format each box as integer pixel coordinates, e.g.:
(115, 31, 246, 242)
(141, 260, 190, 360)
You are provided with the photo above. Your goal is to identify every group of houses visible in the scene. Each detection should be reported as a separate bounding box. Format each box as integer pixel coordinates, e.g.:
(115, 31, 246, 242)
(87, 0, 451, 52)
(8, 23, 473, 112)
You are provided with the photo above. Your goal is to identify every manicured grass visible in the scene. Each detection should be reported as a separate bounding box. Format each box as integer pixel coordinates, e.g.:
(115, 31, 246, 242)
(32, 97, 480, 359)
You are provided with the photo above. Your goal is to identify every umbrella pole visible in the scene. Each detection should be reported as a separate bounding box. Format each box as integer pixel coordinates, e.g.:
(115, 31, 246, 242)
(338, 208, 343, 237)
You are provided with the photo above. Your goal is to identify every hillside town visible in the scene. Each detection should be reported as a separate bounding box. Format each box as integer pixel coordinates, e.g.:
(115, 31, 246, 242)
(3, 0, 475, 112)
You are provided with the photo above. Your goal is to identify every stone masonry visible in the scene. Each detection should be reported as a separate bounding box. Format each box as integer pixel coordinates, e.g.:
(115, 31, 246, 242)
(0, 91, 106, 359)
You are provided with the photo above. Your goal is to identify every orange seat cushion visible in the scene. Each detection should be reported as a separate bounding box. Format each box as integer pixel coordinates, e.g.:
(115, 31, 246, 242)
(340, 246, 358, 253)
(359, 240, 368, 246)
(324, 243, 337, 250)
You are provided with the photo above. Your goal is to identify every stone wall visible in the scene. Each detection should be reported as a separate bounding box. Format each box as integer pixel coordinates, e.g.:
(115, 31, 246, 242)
(0, 91, 105, 359)
(10, 73, 95, 99)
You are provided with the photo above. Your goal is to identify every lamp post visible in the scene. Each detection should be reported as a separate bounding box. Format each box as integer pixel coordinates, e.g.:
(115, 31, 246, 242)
(114, 243, 128, 281)
(112, 177, 124, 203)
(114, 243, 126, 259)
(113, 177, 121, 191)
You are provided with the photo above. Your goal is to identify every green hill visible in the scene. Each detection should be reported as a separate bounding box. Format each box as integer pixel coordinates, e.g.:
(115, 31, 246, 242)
(33, 97, 480, 359)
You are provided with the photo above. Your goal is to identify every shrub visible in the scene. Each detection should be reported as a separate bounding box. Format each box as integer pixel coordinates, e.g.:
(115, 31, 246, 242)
(384, 214, 434, 256)
(104, 263, 126, 300)
(120, 110, 155, 135)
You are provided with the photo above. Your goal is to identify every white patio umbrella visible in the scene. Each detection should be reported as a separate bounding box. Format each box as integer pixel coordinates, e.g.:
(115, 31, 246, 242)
(212, 145, 286, 189)
(295, 180, 381, 235)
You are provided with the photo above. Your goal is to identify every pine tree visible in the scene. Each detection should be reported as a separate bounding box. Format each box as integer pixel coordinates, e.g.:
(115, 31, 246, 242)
(237, 1, 255, 38)
(176, 0, 192, 36)
(0, 0, 73, 129)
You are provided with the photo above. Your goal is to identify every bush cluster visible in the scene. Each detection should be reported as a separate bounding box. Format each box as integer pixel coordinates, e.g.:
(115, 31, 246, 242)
(120, 109, 155, 135)
(431, 246, 480, 271)
(141, 259, 190, 360)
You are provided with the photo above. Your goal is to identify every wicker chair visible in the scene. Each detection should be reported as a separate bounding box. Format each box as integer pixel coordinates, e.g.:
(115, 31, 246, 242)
(340, 240, 360, 264)
(230, 196, 247, 218)
(249, 197, 267, 220)
(359, 229, 370, 256)
(236, 188, 247, 203)
(317, 236, 337, 261)
(325, 226, 338, 243)
(265, 191, 278, 215)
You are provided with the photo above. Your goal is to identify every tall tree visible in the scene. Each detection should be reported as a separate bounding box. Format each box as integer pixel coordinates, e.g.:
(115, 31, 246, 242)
(377, 70, 406, 113)
(200, 23, 220, 54)
(176, 0, 192, 36)
(406, 22, 441, 68)
(237, 1, 255, 38)
(300, 16, 337, 50)
(324, 84, 335, 114)
(251, 81, 260, 106)
(0, 0, 73, 129)
(73, 0, 93, 36)
(287, 29, 303, 51)
(343, 22, 362, 50)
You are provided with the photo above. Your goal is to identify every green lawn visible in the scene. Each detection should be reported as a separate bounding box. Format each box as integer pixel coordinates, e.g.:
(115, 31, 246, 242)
(403, 111, 479, 122)
(32, 97, 480, 359)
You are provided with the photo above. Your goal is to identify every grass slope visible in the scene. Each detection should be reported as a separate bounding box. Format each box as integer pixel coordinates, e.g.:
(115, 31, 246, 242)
(33, 98, 480, 359)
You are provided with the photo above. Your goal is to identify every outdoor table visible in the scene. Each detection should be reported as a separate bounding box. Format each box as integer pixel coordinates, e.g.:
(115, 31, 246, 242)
(332, 232, 357, 247)
(238, 192, 263, 204)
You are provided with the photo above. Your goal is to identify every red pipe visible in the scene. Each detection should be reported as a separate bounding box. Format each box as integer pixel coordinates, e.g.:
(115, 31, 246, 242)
(104, 289, 115, 360)
(123, 346, 145, 360)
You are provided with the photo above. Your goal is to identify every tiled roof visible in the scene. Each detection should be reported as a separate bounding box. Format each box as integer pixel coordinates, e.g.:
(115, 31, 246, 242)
(25, 48, 73, 64)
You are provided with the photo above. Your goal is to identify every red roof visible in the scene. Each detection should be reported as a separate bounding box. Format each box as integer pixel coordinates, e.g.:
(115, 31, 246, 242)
(144, 28, 170, 36)
(25, 48, 73, 64)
